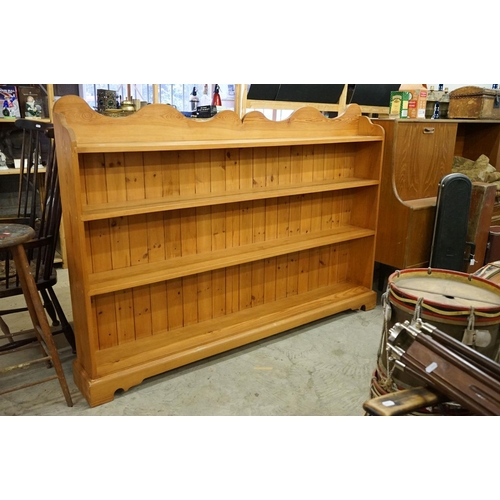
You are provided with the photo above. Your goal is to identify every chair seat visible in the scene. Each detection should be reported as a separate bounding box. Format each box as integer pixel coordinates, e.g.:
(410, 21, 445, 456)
(0, 224, 35, 249)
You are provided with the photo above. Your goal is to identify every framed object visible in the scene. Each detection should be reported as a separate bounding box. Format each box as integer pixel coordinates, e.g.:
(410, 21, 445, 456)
(0, 84, 21, 118)
(18, 85, 48, 119)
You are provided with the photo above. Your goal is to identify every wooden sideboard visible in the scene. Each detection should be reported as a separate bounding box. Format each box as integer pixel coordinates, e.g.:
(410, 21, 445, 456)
(374, 118, 500, 271)
(53, 96, 384, 407)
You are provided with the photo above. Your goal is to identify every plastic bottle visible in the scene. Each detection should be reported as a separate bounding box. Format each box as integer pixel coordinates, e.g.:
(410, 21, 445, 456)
(199, 84, 211, 106)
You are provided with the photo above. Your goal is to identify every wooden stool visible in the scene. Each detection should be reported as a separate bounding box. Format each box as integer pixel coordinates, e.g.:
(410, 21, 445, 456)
(0, 224, 73, 407)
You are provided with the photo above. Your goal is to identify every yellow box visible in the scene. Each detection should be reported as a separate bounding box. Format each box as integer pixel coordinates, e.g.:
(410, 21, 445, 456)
(389, 91, 410, 118)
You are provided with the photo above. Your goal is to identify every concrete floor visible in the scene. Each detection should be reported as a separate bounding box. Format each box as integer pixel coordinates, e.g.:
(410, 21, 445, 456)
(0, 267, 385, 416)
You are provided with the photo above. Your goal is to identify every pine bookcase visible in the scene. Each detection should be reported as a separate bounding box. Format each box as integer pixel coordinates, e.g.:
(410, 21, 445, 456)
(53, 95, 384, 407)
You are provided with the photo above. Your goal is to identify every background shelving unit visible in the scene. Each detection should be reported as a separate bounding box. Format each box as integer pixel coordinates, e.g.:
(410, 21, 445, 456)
(234, 84, 392, 119)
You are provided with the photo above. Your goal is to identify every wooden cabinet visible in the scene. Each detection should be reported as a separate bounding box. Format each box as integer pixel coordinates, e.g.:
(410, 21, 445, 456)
(53, 96, 384, 407)
(375, 118, 500, 270)
(375, 119, 458, 270)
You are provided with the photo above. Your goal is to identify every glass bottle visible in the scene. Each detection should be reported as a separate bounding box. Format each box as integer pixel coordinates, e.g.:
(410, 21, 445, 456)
(212, 84, 222, 107)
(189, 87, 199, 112)
(432, 101, 440, 119)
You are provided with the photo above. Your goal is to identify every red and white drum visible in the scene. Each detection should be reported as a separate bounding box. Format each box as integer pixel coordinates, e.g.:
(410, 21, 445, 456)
(372, 268, 500, 414)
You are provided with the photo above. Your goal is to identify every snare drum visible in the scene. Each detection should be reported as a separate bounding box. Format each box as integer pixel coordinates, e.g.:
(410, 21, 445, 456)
(376, 268, 500, 394)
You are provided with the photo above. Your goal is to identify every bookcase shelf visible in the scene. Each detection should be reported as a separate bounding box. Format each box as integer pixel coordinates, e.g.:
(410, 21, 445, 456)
(53, 95, 384, 407)
(80, 178, 380, 221)
(87, 225, 376, 296)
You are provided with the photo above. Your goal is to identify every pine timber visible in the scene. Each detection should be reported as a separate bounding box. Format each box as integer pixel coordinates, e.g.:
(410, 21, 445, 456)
(53, 96, 384, 407)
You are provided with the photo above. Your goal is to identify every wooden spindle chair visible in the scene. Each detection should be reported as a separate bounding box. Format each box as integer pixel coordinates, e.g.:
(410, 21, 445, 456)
(0, 119, 75, 354)
(0, 223, 73, 406)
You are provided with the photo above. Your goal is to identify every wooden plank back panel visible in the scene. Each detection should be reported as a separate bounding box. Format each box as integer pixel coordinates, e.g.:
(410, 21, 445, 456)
(78, 142, 373, 214)
(93, 294, 118, 350)
(196, 202, 212, 324)
(212, 204, 227, 318)
(81, 153, 106, 205)
(122, 150, 151, 341)
(123, 151, 148, 349)
(178, 151, 196, 196)
(82, 189, 374, 295)
(162, 151, 180, 196)
(91, 240, 363, 349)
(143, 151, 163, 198)
(114, 289, 135, 344)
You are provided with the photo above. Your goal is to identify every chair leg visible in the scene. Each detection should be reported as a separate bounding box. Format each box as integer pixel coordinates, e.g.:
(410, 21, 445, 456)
(0, 315, 14, 343)
(10, 244, 73, 407)
(377, 263, 395, 292)
(40, 288, 60, 327)
(46, 286, 76, 353)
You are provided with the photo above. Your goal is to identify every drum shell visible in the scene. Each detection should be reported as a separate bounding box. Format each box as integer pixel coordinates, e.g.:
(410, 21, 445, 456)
(389, 295, 500, 359)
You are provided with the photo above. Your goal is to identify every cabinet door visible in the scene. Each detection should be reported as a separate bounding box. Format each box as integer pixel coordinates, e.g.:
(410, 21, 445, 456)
(394, 122, 458, 201)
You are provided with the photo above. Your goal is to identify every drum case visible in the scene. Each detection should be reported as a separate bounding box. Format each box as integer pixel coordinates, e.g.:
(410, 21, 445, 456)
(430, 173, 474, 272)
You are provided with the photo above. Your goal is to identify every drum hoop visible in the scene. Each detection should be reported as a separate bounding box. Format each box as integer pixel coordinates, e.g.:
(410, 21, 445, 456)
(388, 268, 500, 318)
(389, 288, 500, 319)
(389, 268, 500, 291)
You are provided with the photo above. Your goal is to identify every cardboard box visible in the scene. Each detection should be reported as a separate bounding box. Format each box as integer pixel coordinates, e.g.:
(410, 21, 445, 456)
(389, 91, 410, 118)
(399, 85, 428, 119)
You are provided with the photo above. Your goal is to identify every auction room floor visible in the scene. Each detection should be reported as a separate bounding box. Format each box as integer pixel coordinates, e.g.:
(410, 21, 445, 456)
(0, 267, 385, 416)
